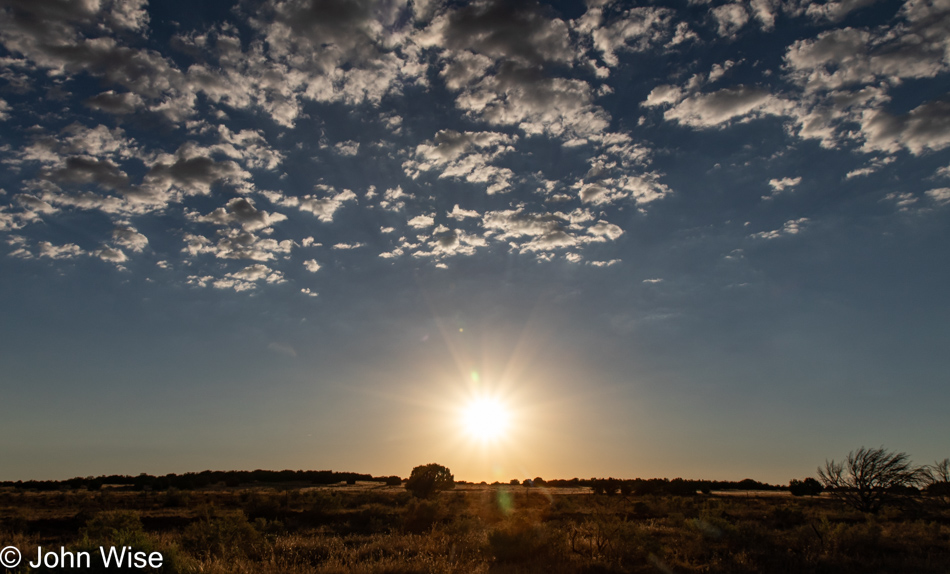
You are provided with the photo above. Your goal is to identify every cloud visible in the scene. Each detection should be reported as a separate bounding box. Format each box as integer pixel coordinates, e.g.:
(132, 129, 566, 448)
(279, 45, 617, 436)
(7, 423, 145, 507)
(189, 263, 285, 292)
(586, 7, 673, 67)
(884, 191, 918, 209)
(408, 214, 435, 229)
(404, 129, 517, 193)
(448, 204, 480, 220)
(333, 140, 360, 156)
(145, 148, 250, 196)
(410, 228, 488, 260)
(95, 246, 128, 263)
(272, 186, 357, 222)
(860, 100, 950, 155)
(768, 177, 802, 192)
(36, 241, 86, 259)
(112, 224, 148, 252)
(764, 176, 802, 198)
(84, 90, 145, 115)
(192, 197, 288, 231)
(303, 259, 321, 272)
(575, 173, 672, 206)
(806, 0, 883, 22)
(183, 229, 294, 261)
(711, 3, 750, 38)
(926, 187, 950, 204)
(422, 0, 575, 66)
(662, 86, 789, 128)
(587, 220, 624, 241)
(750, 217, 809, 239)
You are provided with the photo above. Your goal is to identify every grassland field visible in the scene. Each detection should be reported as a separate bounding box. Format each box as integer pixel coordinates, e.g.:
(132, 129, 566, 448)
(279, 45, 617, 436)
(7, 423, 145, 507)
(1, 481, 949, 574)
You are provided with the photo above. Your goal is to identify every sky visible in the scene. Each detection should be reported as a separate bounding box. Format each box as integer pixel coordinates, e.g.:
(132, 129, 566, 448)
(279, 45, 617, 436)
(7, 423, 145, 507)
(1, 0, 949, 485)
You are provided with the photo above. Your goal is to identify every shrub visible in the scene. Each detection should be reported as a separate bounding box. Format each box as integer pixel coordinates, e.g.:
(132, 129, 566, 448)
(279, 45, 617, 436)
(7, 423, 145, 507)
(789, 477, 824, 496)
(405, 464, 454, 499)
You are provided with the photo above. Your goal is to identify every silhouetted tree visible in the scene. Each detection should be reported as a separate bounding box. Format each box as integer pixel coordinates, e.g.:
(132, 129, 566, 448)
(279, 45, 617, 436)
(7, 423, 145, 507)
(405, 464, 455, 498)
(817, 446, 923, 513)
(789, 477, 824, 496)
(924, 458, 950, 499)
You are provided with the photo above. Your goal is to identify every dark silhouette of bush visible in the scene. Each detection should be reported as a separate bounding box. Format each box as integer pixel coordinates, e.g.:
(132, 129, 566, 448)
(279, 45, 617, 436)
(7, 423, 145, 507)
(405, 463, 454, 498)
(384, 475, 403, 486)
(818, 446, 923, 513)
(789, 477, 824, 496)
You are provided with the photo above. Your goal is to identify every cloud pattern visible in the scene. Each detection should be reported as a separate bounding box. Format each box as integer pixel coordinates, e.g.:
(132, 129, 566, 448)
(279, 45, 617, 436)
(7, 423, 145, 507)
(0, 0, 948, 292)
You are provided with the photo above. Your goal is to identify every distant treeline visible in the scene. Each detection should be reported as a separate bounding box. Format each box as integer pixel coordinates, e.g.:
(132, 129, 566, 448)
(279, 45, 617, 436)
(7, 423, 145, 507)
(2, 471, 779, 494)
(507, 477, 780, 495)
(0, 470, 403, 492)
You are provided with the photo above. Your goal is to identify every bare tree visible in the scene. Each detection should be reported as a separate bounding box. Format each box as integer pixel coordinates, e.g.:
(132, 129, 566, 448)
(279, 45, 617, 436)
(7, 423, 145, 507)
(924, 458, 950, 483)
(923, 458, 950, 500)
(817, 446, 924, 513)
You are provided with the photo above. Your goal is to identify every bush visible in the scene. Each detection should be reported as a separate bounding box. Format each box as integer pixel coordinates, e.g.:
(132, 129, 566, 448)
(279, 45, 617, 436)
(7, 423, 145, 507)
(789, 477, 824, 496)
(405, 464, 454, 499)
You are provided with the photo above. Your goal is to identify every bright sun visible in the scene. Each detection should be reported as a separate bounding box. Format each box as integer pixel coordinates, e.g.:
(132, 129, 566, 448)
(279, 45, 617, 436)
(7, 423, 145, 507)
(461, 397, 511, 442)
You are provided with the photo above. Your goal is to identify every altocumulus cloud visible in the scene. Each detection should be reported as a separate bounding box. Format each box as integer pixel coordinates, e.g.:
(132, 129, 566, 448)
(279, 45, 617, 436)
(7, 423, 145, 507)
(0, 0, 947, 298)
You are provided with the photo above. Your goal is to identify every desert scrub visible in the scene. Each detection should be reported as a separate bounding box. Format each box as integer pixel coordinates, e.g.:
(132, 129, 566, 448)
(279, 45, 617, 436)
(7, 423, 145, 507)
(487, 516, 562, 564)
(70, 510, 191, 574)
(180, 509, 265, 561)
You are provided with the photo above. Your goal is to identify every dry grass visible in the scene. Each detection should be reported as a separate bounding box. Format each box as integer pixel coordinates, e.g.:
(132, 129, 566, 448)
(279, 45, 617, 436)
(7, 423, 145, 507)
(1, 484, 948, 573)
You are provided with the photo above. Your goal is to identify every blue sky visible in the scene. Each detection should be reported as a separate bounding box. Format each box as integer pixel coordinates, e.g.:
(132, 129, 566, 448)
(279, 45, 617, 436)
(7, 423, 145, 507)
(1, 0, 949, 483)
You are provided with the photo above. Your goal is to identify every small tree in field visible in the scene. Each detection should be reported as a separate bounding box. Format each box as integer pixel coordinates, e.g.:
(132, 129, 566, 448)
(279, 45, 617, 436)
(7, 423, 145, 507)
(405, 464, 455, 498)
(817, 446, 923, 513)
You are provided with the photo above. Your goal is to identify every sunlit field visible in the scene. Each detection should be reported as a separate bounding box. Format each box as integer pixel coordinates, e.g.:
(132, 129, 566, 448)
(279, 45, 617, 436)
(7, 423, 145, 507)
(3, 476, 949, 574)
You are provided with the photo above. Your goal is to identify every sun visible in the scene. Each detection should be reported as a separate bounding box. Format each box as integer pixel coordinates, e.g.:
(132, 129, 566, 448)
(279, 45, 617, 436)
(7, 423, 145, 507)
(461, 396, 511, 442)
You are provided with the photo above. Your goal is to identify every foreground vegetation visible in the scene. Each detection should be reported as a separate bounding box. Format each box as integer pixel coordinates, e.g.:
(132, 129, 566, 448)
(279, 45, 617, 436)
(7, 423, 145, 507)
(2, 479, 949, 574)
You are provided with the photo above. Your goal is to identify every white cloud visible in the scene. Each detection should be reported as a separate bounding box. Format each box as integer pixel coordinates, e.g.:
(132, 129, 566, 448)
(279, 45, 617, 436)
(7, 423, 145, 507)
(404, 130, 517, 194)
(95, 246, 128, 263)
(408, 214, 435, 229)
(37, 241, 86, 259)
(447, 204, 480, 220)
(711, 3, 749, 38)
(750, 217, 809, 239)
(765, 176, 803, 198)
(768, 177, 802, 192)
(192, 197, 288, 231)
(663, 86, 789, 128)
(112, 224, 148, 252)
(294, 187, 357, 222)
(926, 187, 950, 204)
(333, 140, 360, 156)
(303, 259, 321, 272)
